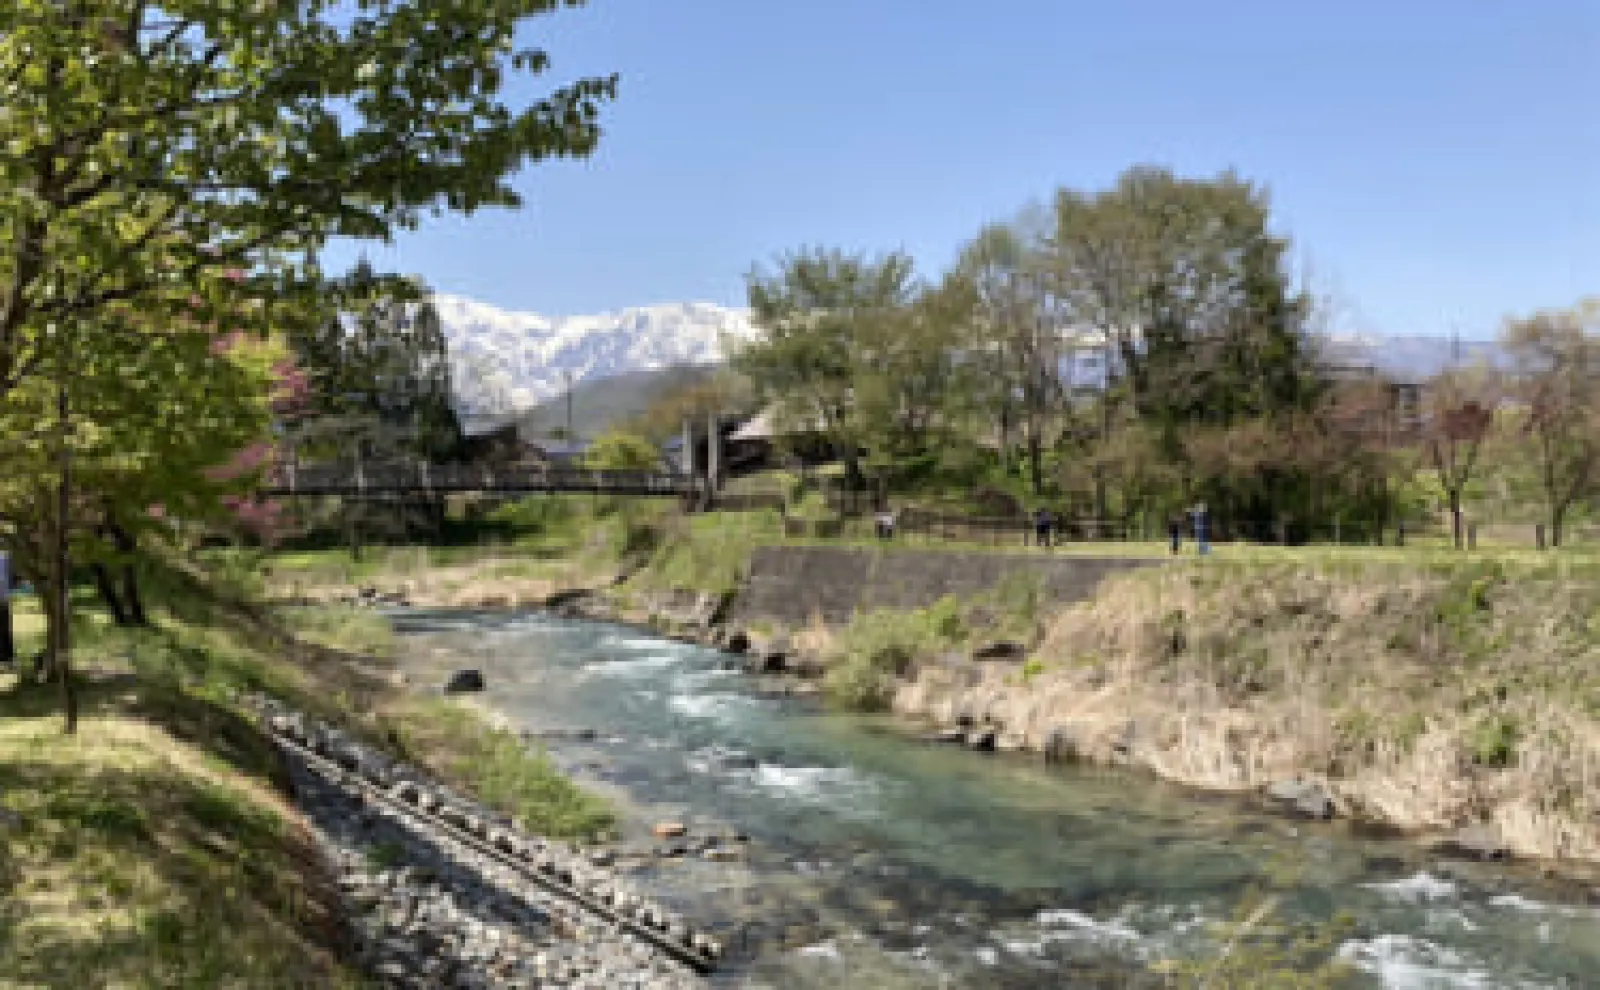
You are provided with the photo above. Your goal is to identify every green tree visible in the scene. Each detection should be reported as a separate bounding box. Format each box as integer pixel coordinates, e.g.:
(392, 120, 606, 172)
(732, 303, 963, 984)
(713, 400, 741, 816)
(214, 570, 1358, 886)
(1, 0, 611, 729)
(738, 248, 919, 484)
(0, 313, 280, 726)
(290, 260, 463, 463)
(853, 274, 974, 470)
(584, 429, 662, 472)
(1044, 167, 1326, 526)
(953, 223, 1064, 496)
(0, 0, 614, 407)
(1048, 168, 1319, 430)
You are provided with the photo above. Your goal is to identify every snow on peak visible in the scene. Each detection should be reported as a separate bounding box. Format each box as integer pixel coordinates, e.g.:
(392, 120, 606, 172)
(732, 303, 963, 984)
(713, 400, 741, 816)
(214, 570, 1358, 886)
(434, 294, 758, 414)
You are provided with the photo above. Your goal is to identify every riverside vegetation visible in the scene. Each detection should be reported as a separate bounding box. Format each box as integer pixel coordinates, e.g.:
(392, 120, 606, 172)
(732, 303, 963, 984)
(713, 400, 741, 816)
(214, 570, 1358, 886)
(0, 557, 614, 986)
(262, 498, 1600, 871)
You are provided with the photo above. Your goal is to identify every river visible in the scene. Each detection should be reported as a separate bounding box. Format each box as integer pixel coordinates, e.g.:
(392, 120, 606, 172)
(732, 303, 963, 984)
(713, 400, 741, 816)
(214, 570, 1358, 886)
(388, 608, 1599, 989)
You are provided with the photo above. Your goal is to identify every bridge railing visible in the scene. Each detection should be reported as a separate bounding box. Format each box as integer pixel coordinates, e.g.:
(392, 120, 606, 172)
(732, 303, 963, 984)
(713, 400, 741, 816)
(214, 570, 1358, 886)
(263, 460, 697, 496)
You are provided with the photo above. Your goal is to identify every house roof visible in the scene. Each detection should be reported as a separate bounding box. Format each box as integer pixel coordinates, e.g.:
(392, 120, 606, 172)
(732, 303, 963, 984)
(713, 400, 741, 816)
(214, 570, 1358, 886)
(729, 403, 828, 441)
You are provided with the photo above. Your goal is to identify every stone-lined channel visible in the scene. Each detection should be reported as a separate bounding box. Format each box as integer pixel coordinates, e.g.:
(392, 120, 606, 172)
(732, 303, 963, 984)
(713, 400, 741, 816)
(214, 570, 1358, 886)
(391, 608, 1600, 988)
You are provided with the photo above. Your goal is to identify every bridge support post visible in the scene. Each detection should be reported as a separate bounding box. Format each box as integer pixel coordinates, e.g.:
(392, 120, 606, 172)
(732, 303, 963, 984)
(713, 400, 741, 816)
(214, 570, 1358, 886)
(705, 408, 719, 508)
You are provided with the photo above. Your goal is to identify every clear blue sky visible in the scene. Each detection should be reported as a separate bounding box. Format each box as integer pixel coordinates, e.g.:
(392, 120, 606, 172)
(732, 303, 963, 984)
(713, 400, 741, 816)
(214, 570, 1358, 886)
(331, 0, 1598, 339)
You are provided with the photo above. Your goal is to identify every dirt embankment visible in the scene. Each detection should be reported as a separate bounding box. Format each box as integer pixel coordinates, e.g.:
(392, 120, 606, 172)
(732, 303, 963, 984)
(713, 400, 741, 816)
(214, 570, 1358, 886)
(893, 559, 1600, 866)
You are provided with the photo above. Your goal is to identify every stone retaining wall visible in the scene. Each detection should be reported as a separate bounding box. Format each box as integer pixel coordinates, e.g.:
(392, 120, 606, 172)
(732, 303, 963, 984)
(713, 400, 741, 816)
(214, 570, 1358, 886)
(733, 545, 1159, 628)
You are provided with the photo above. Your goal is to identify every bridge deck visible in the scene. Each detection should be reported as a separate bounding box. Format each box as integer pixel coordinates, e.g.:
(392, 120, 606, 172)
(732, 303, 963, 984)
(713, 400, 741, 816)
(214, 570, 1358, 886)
(258, 462, 700, 498)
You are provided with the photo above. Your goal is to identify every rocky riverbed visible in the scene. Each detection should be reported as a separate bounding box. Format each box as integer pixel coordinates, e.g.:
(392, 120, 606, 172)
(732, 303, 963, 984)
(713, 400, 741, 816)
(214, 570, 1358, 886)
(250, 696, 717, 989)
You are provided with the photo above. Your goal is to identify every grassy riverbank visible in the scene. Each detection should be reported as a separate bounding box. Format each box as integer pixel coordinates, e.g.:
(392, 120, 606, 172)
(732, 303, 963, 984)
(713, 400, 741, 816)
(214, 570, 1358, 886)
(894, 551, 1600, 863)
(252, 499, 1600, 862)
(0, 573, 612, 986)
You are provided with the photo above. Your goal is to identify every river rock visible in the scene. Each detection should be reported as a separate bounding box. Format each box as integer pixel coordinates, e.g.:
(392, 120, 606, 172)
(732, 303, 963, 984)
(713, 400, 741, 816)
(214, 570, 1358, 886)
(789, 651, 828, 680)
(1043, 727, 1080, 764)
(443, 668, 485, 694)
(724, 629, 751, 654)
(746, 651, 786, 675)
(1436, 824, 1510, 860)
(964, 728, 997, 751)
(996, 732, 1027, 753)
(1267, 779, 1337, 820)
(652, 822, 687, 839)
(929, 728, 965, 745)
(971, 640, 1026, 662)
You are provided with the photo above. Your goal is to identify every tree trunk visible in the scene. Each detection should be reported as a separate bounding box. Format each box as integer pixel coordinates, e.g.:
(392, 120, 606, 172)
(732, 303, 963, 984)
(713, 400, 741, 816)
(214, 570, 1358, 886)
(92, 563, 130, 626)
(56, 381, 77, 734)
(1449, 489, 1464, 550)
(122, 563, 148, 626)
(1551, 506, 1565, 549)
(0, 596, 13, 668)
(1026, 429, 1044, 497)
(41, 576, 59, 682)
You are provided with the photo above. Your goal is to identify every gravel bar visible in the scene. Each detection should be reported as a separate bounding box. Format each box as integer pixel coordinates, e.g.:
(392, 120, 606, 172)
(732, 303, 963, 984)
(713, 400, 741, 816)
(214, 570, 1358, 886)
(249, 696, 716, 989)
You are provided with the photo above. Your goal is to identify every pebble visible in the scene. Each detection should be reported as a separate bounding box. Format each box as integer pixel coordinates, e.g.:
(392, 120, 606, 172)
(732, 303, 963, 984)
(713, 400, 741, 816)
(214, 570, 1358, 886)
(249, 696, 709, 989)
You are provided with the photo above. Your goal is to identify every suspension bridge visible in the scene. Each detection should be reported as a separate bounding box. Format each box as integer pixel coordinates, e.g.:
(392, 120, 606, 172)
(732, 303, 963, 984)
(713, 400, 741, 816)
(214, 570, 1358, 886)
(258, 460, 702, 500)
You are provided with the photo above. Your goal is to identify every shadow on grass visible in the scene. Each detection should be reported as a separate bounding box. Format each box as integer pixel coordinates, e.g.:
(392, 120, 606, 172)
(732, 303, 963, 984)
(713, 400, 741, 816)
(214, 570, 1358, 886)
(0, 725, 359, 988)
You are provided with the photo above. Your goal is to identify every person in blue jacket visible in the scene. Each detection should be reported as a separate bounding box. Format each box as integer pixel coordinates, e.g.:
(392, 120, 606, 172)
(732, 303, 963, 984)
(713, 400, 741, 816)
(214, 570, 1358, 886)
(1189, 502, 1211, 556)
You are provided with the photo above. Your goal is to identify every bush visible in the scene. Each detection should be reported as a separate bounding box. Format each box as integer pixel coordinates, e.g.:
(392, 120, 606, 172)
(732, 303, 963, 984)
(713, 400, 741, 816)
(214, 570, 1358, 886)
(485, 495, 579, 533)
(583, 429, 661, 471)
(825, 603, 966, 711)
(1471, 714, 1519, 768)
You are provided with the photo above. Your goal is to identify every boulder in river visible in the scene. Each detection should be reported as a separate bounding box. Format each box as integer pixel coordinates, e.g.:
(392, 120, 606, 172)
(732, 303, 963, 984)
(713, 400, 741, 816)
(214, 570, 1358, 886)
(746, 651, 786, 675)
(1435, 824, 1509, 861)
(724, 629, 751, 654)
(652, 822, 687, 839)
(964, 728, 997, 751)
(971, 640, 1026, 662)
(443, 668, 485, 694)
(1043, 727, 1080, 764)
(1266, 778, 1338, 820)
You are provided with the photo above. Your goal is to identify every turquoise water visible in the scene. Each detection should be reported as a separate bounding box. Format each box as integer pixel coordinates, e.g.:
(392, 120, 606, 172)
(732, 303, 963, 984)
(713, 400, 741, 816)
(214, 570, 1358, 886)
(390, 609, 1600, 988)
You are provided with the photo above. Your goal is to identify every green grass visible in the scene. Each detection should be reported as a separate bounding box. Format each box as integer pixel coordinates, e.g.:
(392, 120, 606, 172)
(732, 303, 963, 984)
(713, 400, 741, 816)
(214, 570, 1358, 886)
(281, 605, 397, 659)
(630, 509, 783, 595)
(0, 555, 621, 988)
(0, 651, 365, 988)
(378, 699, 614, 840)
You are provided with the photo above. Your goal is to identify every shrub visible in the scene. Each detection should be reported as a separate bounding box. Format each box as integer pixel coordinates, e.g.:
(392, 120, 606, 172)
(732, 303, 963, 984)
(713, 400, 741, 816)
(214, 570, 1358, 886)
(824, 604, 966, 711)
(1470, 714, 1519, 768)
(925, 595, 965, 641)
(583, 428, 662, 471)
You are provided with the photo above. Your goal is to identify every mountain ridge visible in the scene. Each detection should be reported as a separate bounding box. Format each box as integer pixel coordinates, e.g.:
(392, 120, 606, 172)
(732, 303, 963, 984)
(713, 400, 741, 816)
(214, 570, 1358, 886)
(436, 293, 1505, 420)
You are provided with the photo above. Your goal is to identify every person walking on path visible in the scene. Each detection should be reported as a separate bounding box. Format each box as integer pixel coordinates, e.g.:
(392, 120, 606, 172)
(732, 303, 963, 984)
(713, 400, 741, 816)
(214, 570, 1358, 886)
(1189, 503, 1212, 556)
(1167, 515, 1183, 555)
(874, 507, 898, 541)
(1032, 507, 1054, 549)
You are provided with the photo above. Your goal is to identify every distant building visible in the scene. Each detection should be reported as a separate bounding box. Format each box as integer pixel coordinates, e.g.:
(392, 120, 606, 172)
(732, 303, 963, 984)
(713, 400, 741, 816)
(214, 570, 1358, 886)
(458, 420, 546, 464)
(537, 439, 592, 466)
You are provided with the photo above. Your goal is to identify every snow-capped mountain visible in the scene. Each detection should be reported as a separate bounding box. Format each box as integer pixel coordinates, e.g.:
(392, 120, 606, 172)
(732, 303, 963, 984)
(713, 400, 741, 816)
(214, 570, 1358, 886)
(435, 295, 758, 414)
(435, 291, 1502, 419)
